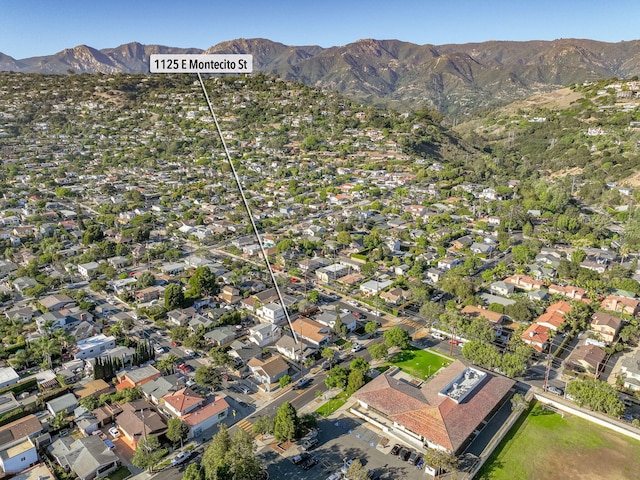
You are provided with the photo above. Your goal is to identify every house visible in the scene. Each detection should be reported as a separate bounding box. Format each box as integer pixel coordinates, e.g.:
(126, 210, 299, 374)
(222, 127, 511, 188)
(141, 375, 186, 405)
(470, 242, 494, 255)
(460, 306, 506, 325)
(520, 324, 550, 352)
(0, 393, 19, 417)
(167, 307, 197, 327)
(0, 367, 20, 389)
(228, 340, 262, 366)
(247, 354, 290, 390)
(77, 262, 100, 279)
(116, 364, 161, 391)
(275, 334, 317, 363)
(159, 262, 185, 276)
(135, 286, 163, 303)
(549, 284, 587, 301)
(503, 274, 544, 291)
(565, 344, 606, 376)
(535, 301, 571, 331)
(48, 435, 119, 480)
(451, 235, 473, 250)
(0, 437, 38, 474)
(219, 285, 242, 304)
(590, 312, 623, 344)
(315, 311, 356, 332)
(601, 295, 640, 316)
(205, 326, 237, 347)
(74, 379, 111, 400)
(0, 415, 42, 455)
(39, 293, 76, 311)
(425, 267, 445, 284)
(359, 279, 393, 296)
(290, 317, 332, 346)
(620, 352, 640, 391)
(4, 305, 37, 324)
(74, 406, 100, 436)
(437, 257, 463, 271)
(188, 314, 215, 332)
(46, 393, 78, 417)
(316, 264, 349, 283)
(380, 288, 409, 305)
(248, 323, 282, 348)
(256, 303, 286, 325)
(489, 281, 515, 297)
(115, 399, 167, 449)
(92, 403, 123, 428)
(351, 360, 514, 454)
(182, 396, 230, 438)
(10, 463, 56, 480)
(74, 334, 117, 360)
(12, 277, 38, 294)
(160, 387, 204, 418)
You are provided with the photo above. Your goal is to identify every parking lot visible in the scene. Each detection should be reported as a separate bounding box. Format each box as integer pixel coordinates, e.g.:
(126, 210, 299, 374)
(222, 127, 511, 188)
(262, 416, 430, 480)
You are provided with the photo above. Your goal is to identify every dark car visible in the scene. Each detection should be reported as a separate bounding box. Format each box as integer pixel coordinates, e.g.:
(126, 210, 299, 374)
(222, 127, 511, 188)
(407, 450, 419, 465)
(390, 444, 402, 456)
(301, 457, 318, 470)
(291, 453, 310, 465)
(398, 447, 410, 461)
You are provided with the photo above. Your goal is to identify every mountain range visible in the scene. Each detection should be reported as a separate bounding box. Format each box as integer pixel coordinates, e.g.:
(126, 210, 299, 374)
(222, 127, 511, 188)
(2, 38, 640, 116)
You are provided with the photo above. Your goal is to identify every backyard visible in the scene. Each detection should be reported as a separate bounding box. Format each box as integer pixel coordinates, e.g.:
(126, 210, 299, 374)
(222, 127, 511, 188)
(478, 402, 640, 480)
(386, 346, 451, 379)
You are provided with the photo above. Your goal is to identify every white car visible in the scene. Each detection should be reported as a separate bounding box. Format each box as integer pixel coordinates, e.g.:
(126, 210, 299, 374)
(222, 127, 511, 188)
(351, 343, 363, 353)
(184, 349, 195, 357)
(171, 452, 189, 466)
(108, 427, 120, 438)
(154, 345, 164, 354)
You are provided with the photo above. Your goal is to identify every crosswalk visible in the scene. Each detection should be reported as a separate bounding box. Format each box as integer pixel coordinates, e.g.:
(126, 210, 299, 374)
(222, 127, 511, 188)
(400, 318, 424, 330)
(235, 418, 254, 435)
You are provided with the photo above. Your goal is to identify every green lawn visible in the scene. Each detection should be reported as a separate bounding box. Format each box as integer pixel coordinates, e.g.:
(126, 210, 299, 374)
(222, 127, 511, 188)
(387, 346, 452, 379)
(106, 466, 131, 480)
(478, 402, 640, 480)
(315, 391, 348, 417)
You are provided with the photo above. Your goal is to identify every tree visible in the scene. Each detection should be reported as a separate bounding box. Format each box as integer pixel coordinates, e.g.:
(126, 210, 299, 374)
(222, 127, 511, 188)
(208, 348, 234, 369)
(364, 321, 378, 337)
(273, 402, 299, 442)
(166, 417, 189, 446)
(306, 290, 319, 304)
(182, 463, 204, 480)
(349, 357, 370, 373)
(321, 347, 335, 364)
(383, 326, 411, 349)
(368, 342, 388, 360)
(164, 283, 184, 310)
(279, 374, 292, 388)
(346, 459, 369, 480)
(82, 224, 104, 245)
(565, 379, 624, 417)
(333, 316, 347, 338)
(337, 230, 352, 246)
(33, 336, 61, 369)
(194, 365, 222, 389)
(251, 416, 274, 437)
(325, 366, 348, 389)
(131, 435, 167, 472)
(423, 449, 458, 479)
(510, 393, 529, 413)
(346, 368, 365, 394)
(189, 266, 218, 297)
(136, 271, 156, 289)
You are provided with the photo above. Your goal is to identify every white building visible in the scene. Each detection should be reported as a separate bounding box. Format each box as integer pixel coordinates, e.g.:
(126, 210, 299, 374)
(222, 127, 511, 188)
(256, 303, 286, 324)
(0, 368, 19, 390)
(0, 437, 38, 474)
(74, 334, 117, 360)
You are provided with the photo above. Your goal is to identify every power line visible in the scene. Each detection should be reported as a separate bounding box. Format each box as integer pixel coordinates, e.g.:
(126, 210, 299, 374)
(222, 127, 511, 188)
(197, 73, 298, 343)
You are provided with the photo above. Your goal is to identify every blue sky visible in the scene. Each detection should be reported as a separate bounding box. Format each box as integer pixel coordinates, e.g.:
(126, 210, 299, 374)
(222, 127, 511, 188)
(2, 0, 639, 59)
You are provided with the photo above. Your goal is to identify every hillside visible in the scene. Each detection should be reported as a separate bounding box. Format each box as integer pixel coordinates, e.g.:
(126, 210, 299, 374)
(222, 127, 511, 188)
(454, 79, 640, 200)
(3, 38, 640, 116)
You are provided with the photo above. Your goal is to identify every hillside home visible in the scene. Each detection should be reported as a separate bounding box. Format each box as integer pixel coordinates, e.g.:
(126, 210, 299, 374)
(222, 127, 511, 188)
(437, 257, 463, 271)
(601, 295, 640, 316)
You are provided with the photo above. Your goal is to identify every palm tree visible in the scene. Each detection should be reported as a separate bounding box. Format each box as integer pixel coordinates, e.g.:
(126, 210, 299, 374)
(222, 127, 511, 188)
(33, 336, 62, 370)
(52, 329, 75, 353)
(156, 354, 179, 375)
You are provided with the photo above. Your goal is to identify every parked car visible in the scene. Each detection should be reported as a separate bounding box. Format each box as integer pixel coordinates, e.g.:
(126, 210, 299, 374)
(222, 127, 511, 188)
(398, 447, 410, 461)
(448, 339, 459, 346)
(103, 439, 115, 449)
(547, 386, 564, 396)
(352, 311, 366, 319)
(171, 451, 190, 466)
(108, 427, 120, 438)
(184, 349, 195, 357)
(407, 450, 419, 465)
(351, 343, 363, 353)
(390, 444, 402, 456)
(301, 437, 319, 451)
(294, 377, 313, 389)
(301, 457, 318, 470)
(154, 344, 164, 354)
(291, 452, 310, 465)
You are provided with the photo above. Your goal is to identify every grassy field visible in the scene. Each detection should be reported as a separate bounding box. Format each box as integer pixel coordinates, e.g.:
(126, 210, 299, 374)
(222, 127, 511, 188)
(315, 391, 348, 417)
(478, 402, 640, 480)
(387, 346, 451, 379)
